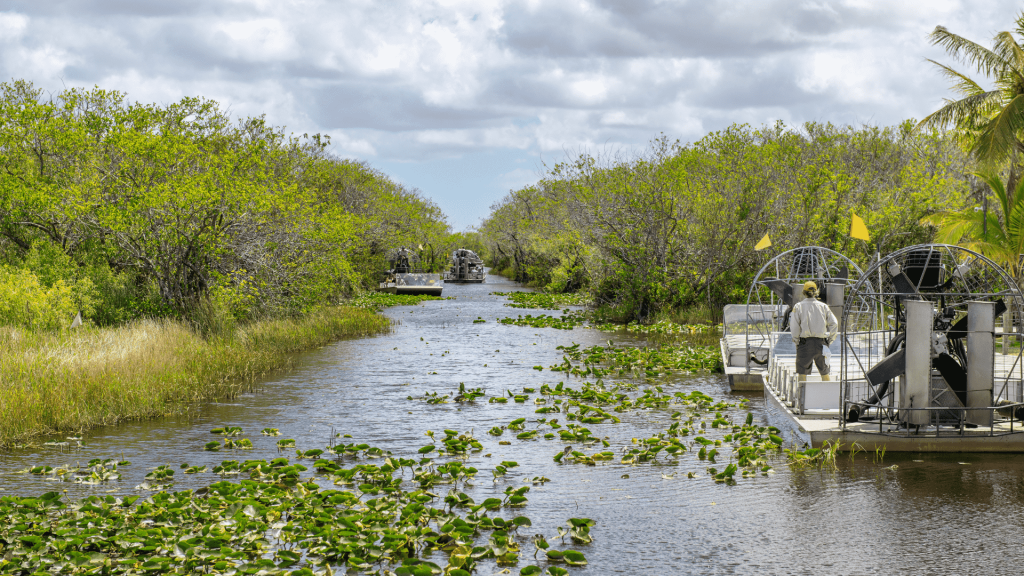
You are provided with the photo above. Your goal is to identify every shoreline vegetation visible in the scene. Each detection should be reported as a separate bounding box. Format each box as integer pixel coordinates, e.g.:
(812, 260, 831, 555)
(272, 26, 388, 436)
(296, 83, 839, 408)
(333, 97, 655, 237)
(0, 80, 461, 446)
(480, 123, 970, 323)
(0, 306, 389, 447)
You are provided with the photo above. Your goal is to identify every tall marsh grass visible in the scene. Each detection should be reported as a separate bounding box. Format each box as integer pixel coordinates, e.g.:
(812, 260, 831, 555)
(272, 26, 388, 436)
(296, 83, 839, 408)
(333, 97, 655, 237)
(0, 306, 389, 446)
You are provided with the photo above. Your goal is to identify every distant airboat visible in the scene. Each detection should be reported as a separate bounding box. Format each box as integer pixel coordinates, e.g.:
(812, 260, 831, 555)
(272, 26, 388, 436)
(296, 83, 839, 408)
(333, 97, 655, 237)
(377, 247, 443, 296)
(444, 249, 485, 284)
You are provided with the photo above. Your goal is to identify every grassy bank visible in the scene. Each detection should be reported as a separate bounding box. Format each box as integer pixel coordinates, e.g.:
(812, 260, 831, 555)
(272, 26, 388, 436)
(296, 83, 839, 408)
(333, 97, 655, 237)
(0, 306, 390, 446)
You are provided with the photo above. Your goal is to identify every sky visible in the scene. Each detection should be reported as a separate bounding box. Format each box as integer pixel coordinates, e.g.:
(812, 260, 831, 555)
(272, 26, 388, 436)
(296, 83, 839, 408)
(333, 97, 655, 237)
(0, 0, 1019, 229)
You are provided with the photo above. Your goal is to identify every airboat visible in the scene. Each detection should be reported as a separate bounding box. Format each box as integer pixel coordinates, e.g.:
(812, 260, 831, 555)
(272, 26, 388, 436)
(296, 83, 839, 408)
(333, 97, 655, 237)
(444, 249, 485, 283)
(721, 247, 862, 392)
(377, 248, 443, 296)
(760, 244, 1024, 452)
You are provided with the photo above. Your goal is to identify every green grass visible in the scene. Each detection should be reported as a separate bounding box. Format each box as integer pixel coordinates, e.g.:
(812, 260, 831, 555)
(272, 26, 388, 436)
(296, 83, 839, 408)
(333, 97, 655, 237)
(0, 306, 390, 446)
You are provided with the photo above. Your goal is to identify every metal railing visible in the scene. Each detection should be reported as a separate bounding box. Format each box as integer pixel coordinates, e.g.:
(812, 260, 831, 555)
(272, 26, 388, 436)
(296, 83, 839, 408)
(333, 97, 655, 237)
(840, 398, 1024, 437)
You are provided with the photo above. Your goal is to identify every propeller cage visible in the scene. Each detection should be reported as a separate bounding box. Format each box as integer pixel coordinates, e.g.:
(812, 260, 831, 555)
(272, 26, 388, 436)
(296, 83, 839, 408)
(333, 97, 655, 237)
(841, 245, 1024, 435)
(723, 247, 863, 374)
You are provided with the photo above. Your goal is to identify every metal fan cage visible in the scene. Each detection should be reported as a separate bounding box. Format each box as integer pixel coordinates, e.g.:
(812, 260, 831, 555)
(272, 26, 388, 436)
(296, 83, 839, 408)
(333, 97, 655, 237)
(723, 247, 863, 374)
(840, 244, 1024, 435)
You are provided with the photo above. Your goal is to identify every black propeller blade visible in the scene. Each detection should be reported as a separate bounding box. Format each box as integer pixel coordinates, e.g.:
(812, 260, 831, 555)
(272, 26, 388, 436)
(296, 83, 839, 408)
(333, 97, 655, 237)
(890, 270, 919, 296)
(932, 352, 967, 405)
(761, 279, 794, 307)
(864, 348, 906, 386)
(946, 299, 1007, 341)
(835, 265, 849, 283)
(850, 347, 906, 422)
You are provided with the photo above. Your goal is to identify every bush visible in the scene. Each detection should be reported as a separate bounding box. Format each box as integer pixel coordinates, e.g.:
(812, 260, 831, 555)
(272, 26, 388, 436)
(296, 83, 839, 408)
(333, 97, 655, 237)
(0, 266, 94, 330)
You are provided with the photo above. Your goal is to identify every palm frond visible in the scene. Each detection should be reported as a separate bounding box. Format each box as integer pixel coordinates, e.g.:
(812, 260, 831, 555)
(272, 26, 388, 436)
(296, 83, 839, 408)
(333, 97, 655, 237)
(921, 211, 982, 244)
(973, 94, 1024, 164)
(917, 90, 1002, 130)
(1001, 176, 1024, 242)
(930, 26, 1013, 78)
(928, 60, 987, 97)
(975, 170, 1009, 216)
(965, 240, 1017, 272)
(992, 31, 1024, 81)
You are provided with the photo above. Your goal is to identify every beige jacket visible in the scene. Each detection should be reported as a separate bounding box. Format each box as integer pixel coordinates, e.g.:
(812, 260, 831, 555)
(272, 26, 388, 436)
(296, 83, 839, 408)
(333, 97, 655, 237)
(791, 298, 838, 345)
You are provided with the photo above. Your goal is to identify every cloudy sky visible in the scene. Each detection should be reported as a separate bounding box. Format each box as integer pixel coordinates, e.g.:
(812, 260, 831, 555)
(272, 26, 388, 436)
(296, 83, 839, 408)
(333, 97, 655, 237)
(0, 0, 1019, 228)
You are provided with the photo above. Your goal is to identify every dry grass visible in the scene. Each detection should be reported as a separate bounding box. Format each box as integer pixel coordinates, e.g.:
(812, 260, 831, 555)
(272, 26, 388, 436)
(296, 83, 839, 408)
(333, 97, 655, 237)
(0, 306, 389, 446)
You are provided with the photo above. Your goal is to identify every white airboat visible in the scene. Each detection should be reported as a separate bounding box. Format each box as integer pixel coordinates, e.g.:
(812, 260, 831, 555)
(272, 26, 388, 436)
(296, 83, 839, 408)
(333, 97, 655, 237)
(723, 244, 1024, 452)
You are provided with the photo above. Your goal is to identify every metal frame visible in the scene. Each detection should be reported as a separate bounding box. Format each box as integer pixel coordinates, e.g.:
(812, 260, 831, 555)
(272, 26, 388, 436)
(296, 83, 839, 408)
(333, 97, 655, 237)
(729, 247, 864, 375)
(839, 244, 1024, 437)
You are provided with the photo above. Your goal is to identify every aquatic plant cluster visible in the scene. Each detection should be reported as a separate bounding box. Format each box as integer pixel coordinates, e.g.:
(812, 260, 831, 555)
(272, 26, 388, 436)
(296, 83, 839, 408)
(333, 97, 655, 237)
(498, 312, 589, 330)
(493, 294, 721, 350)
(411, 378, 781, 483)
(4, 428, 592, 576)
(595, 321, 721, 347)
(593, 321, 716, 335)
(489, 292, 591, 309)
(547, 342, 722, 377)
(0, 371, 796, 573)
(349, 293, 451, 310)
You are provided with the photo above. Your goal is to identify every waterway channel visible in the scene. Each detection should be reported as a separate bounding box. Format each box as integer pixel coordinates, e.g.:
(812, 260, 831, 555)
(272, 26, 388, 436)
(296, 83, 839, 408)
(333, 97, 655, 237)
(3, 273, 1024, 574)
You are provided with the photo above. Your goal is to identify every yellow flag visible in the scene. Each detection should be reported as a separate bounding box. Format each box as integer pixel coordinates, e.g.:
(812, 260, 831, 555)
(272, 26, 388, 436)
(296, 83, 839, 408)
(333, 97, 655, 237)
(850, 213, 870, 241)
(754, 233, 772, 251)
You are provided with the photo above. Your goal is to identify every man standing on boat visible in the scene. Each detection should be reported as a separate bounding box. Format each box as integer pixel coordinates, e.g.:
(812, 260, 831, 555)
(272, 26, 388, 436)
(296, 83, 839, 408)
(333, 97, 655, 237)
(790, 281, 839, 382)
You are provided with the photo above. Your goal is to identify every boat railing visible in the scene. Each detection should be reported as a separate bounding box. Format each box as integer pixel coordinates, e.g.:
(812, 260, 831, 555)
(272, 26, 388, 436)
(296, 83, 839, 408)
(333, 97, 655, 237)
(840, 396, 1024, 437)
(381, 268, 434, 280)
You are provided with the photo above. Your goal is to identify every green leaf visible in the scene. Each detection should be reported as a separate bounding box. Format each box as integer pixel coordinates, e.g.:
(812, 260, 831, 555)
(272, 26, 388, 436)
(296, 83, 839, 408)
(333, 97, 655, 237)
(563, 550, 587, 566)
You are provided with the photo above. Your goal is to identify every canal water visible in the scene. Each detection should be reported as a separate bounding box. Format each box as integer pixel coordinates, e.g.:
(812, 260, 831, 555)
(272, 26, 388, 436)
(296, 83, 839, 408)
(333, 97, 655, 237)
(3, 273, 1024, 574)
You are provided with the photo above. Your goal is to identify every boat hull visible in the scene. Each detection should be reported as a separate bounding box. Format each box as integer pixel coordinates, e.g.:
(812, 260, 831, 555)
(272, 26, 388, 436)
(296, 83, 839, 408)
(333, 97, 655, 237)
(378, 273, 444, 296)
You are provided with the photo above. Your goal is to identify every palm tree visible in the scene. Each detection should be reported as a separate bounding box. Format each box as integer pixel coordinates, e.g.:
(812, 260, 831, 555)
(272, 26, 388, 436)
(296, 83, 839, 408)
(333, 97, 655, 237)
(921, 170, 1024, 285)
(918, 12, 1024, 177)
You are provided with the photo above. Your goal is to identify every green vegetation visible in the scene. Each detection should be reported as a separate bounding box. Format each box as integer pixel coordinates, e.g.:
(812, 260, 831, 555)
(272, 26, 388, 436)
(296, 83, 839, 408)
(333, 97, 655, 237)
(924, 170, 1024, 285)
(349, 292, 451, 310)
(499, 312, 588, 330)
(0, 79, 458, 328)
(0, 80, 482, 443)
(550, 342, 722, 377)
(2, 442, 585, 575)
(918, 12, 1024, 170)
(481, 124, 968, 322)
(0, 306, 388, 446)
(491, 292, 591, 309)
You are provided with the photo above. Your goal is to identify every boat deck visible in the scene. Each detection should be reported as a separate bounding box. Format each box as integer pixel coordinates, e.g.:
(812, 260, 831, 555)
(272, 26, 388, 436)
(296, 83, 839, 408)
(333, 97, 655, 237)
(765, 384, 1024, 451)
(762, 330, 1024, 452)
(720, 334, 770, 391)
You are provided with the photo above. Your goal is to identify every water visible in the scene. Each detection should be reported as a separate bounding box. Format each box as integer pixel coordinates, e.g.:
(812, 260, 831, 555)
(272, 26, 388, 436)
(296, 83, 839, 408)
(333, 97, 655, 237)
(3, 273, 1024, 574)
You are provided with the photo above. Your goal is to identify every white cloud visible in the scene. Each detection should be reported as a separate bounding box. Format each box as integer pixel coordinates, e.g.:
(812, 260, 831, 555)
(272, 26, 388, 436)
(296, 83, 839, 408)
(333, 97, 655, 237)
(0, 0, 1021, 227)
(0, 12, 28, 38)
(216, 18, 299, 61)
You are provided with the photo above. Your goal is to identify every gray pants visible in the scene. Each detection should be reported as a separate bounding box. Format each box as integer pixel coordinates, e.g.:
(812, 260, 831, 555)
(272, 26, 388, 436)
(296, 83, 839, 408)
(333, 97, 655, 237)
(795, 337, 829, 375)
